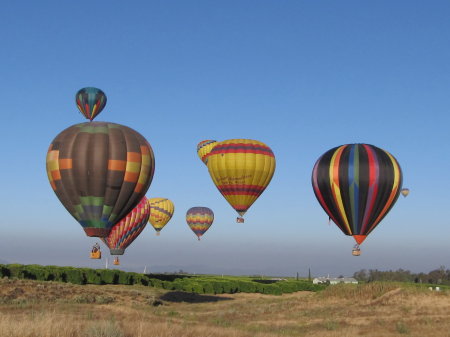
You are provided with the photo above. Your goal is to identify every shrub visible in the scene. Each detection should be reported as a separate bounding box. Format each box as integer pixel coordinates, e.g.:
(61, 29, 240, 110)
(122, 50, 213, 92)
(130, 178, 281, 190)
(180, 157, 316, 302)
(223, 281, 239, 293)
(191, 282, 205, 294)
(201, 282, 214, 294)
(66, 268, 86, 285)
(171, 279, 185, 291)
(117, 271, 134, 285)
(99, 270, 118, 284)
(0, 265, 9, 278)
(237, 281, 257, 293)
(261, 284, 283, 295)
(277, 281, 298, 293)
(83, 269, 102, 285)
(210, 281, 224, 294)
(148, 278, 163, 288)
(7, 264, 27, 279)
(45, 266, 66, 282)
(132, 273, 149, 286)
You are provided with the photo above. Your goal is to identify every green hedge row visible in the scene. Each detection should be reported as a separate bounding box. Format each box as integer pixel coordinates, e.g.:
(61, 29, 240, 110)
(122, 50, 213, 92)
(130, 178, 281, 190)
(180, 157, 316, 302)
(0, 264, 326, 295)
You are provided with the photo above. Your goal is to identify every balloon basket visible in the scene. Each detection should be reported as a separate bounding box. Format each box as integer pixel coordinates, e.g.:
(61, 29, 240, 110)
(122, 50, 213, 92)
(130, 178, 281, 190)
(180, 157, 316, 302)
(156, 232, 160, 236)
(352, 245, 361, 256)
(236, 217, 244, 223)
(90, 251, 101, 259)
(113, 258, 120, 265)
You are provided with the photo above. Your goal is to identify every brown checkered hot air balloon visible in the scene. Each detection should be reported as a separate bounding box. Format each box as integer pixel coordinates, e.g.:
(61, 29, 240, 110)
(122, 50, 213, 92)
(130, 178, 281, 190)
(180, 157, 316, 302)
(46, 122, 155, 237)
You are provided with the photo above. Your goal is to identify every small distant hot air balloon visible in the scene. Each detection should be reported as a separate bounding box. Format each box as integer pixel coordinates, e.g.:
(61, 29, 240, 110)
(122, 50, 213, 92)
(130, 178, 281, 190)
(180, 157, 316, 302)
(148, 198, 175, 235)
(186, 207, 214, 240)
(206, 139, 276, 222)
(312, 144, 403, 255)
(197, 140, 218, 165)
(401, 188, 410, 197)
(46, 122, 155, 237)
(76, 87, 107, 121)
(101, 196, 150, 259)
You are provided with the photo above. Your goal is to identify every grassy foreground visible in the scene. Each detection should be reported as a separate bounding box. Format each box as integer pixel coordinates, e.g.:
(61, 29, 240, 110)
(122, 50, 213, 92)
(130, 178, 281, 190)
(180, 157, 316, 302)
(0, 278, 449, 337)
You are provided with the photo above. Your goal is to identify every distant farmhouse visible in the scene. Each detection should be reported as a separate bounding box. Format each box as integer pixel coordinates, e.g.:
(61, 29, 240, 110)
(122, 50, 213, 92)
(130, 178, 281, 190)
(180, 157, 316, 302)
(313, 277, 358, 285)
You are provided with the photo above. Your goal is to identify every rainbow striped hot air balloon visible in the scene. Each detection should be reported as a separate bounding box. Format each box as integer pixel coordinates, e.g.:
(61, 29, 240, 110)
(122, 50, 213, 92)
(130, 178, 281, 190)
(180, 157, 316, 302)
(148, 198, 174, 235)
(197, 140, 218, 165)
(186, 207, 214, 240)
(206, 139, 276, 222)
(101, 196, 150, 256)
(312, 143, 403, 255)
(75, 87, 107, 121)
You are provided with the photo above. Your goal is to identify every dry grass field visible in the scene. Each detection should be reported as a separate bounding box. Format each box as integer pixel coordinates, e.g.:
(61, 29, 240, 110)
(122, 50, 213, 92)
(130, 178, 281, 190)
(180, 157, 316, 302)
(0, 278, 449, 337)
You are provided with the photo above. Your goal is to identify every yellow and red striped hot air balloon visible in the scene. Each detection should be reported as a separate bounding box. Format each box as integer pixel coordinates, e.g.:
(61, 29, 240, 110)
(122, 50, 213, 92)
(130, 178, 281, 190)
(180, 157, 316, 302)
(100, 196, 150, 257)
(197, 140, 218, 165)
(148, 198, 174, 235)
(206, 139, 276, 222)
(186, 207, 214, 240)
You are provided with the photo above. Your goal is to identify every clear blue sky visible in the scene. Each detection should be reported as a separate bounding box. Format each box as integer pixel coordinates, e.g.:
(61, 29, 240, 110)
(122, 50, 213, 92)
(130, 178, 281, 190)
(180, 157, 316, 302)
(0, 1, 449, 277)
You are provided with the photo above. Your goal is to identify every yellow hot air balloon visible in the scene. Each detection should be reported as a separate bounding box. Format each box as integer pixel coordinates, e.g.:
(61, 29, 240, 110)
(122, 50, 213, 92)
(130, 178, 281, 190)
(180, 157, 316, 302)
(197, 140, 218, 165)
(148, 198, 175, 235)
(207, 139, 276, 222)
(401, 188, 410, 197)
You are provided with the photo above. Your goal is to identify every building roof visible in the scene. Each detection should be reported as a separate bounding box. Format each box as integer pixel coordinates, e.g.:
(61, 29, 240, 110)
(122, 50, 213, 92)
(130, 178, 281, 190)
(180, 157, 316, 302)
(313, 277, 358, 282)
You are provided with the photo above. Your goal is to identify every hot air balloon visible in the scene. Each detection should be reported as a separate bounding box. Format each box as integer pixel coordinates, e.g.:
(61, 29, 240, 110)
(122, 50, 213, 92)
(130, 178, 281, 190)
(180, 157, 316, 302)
(197, 140, 218, 165)
(100, 196, 150, 260)
(186, 207, 214, 240)
(148, 198, 174, 235)
(46, 122, 155, 237)
(206, 139, 276, 222)
(76, 87, 107, 121)
(312, 144, 403, 255)
(401, 188, 410, 197)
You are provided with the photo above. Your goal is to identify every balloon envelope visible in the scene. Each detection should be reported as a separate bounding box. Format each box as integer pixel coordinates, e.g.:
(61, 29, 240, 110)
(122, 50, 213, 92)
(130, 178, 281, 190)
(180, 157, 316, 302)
(186, 207, 214, 240)
(46, 122, 155, 237)
(148, 198, 175, 233)
(76, 87, 107, 121)
(197, 140, 218, 165)
(401, 188, 410, 197)
(312, 143, 403, 245)
(101, 196, 150, 255)
(206, 139, 276, 217)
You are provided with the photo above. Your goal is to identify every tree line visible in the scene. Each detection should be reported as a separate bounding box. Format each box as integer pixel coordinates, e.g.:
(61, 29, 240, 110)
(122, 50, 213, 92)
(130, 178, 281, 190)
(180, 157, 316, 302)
(353, 266, 450, 284)
(0, 263, 326, 295)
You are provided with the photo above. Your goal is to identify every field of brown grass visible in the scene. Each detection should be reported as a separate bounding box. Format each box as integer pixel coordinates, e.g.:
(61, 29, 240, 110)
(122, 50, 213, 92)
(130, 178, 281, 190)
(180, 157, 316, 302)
(0, 278, 449, 337)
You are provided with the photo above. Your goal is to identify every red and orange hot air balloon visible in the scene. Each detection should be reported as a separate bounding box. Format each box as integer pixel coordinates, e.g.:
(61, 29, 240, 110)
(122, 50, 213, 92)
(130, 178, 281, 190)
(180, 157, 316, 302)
(101, 196, 150, 262)
(312, 144, 403, 255)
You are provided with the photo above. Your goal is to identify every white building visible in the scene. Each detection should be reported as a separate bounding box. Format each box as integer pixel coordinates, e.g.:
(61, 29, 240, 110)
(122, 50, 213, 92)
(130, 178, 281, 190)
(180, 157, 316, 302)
(313, 277, 358, 285)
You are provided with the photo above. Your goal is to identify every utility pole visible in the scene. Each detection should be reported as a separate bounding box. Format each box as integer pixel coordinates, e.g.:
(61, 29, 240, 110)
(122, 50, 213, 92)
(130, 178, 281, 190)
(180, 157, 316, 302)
(308, 268, 311, 281)
(105, 258, 108, 269)
(296, 272, 299, 281)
